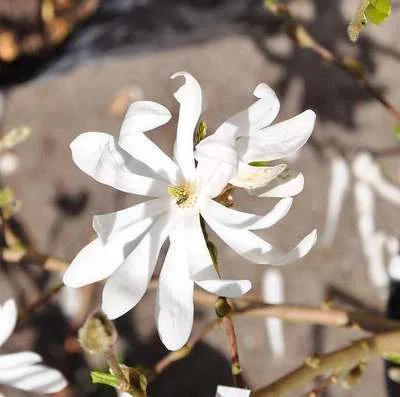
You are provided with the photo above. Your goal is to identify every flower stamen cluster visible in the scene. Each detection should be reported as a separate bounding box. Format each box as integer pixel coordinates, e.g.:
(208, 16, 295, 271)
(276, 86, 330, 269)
(167, 182, 198, 208)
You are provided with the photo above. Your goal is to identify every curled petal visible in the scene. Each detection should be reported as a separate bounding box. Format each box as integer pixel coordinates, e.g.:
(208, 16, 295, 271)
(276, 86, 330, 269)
(0, 299, 17, 348)
(70, 132, 170, 196)
(102, 213, 173, 319)
(203, 211, 317, 265)
(249, 170, 304, 198)
(118, 101, 180, 183)
(156, 225, 194, 351)
(171, 72, 202, 180)
(63, 217, 155, 288)
(237, 110, 316, 163)
(214, 83, 280, 139)
(230, 162, 287, 190)
(200, 196, 293, 230)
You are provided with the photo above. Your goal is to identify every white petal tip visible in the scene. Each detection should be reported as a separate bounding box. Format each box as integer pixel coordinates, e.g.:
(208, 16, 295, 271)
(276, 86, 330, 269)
(170, 71, 190, 80)
(197, 279, 252, 298)
(253, 83, 276, 99)
(62, 270, 86, 289)
(160, 335, 188, 352)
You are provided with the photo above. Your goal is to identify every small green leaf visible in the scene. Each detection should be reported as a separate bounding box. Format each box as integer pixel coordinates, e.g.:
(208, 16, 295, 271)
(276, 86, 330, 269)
(249, 161, 269, 167)
(195, 120, 207, 144)
(369, 0, 391, 15)
(90, 371, 118, 388)
(394, 124, 400, 140)
(365, 0, 391, 24)
(384, 354, 400, 364)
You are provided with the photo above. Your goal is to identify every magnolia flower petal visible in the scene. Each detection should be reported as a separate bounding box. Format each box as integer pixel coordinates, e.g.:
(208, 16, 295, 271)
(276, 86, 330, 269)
(93, 197, 173, 243)
(249, 171, 304, 198)
(262, 269, 285, 357)
(216, 385, 251, 397)
(102, 213, 173, 319)
(196, 136, 238, 167)
(63, 217, 155, 288)
(70, 132, 170, 196)
(0, 364, 67, 393)
(322, 156, 350, 247)
(230, 162, 287, 190)
(196, 279, 252, 298)
(0, 352, 42, 369)
(0, 299, 17, 348)
(156, 226, 194, 351)
(238, 110, 316, 163)
(171, 72, 202, 179)
(195, 157, 237, 198)
(214, 83, 280, 139)
(200, 196, 293, 230)
(204, 212, 317, 265)
(118, 101, 180, 183)
(184, 209, 219, 281)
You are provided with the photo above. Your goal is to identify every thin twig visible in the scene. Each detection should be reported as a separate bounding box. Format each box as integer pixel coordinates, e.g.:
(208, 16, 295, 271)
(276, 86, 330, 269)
(148, 280, 400, 334)
(264, 0, 400, 121)
(347, 0, 370, 42)
(18, 280, 64, 321)
(223, 316, 246, 388)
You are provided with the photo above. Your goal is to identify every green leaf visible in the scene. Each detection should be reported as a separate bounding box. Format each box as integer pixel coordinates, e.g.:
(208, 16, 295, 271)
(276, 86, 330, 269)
(90, 371, 118, 388)
(394, 124, 400, 140)
(365, 0, 391, 24)
(249, 161, 269, 167)
(384, 354, 400, 364)
(369, 0, 391, 15)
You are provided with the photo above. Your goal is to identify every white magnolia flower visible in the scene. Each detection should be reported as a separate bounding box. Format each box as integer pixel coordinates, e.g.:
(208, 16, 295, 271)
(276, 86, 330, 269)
(216, 386, 251, 397)
(63, 72, 317, 350)
(0, 299, 67, 394)
(195, 83, 316, 197)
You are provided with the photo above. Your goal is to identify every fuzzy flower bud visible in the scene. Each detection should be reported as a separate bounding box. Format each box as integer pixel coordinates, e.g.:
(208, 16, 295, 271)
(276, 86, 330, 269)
(79, 311, 117, 354)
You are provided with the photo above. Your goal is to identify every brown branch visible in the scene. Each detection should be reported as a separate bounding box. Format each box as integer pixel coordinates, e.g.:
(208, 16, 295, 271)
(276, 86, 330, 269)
(254, 329, 400, 396)
(223, 316, 246, 388)
(18, 280, 64, 322)
(231, 301, 400, 333)
(146, 279, 400, 334)
(264, 0, 400, 121)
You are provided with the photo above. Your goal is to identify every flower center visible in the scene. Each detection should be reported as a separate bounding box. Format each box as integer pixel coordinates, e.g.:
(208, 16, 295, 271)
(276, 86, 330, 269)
(167, 182, 198, 208)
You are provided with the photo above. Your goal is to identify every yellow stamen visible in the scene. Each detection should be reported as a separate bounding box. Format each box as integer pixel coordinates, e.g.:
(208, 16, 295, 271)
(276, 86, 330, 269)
(167, 182, 197, 208)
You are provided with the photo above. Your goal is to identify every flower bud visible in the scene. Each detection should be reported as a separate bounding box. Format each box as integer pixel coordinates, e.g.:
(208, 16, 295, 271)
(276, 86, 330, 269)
(215, 297, 233, 318)
(123, 366, 147, 397)
(341, 363, 366, 390)
(79, 311, 117, 354)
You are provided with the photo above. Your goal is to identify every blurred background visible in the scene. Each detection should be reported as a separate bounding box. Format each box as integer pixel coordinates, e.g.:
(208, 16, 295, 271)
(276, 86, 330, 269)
(0, 1, 400, 396)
